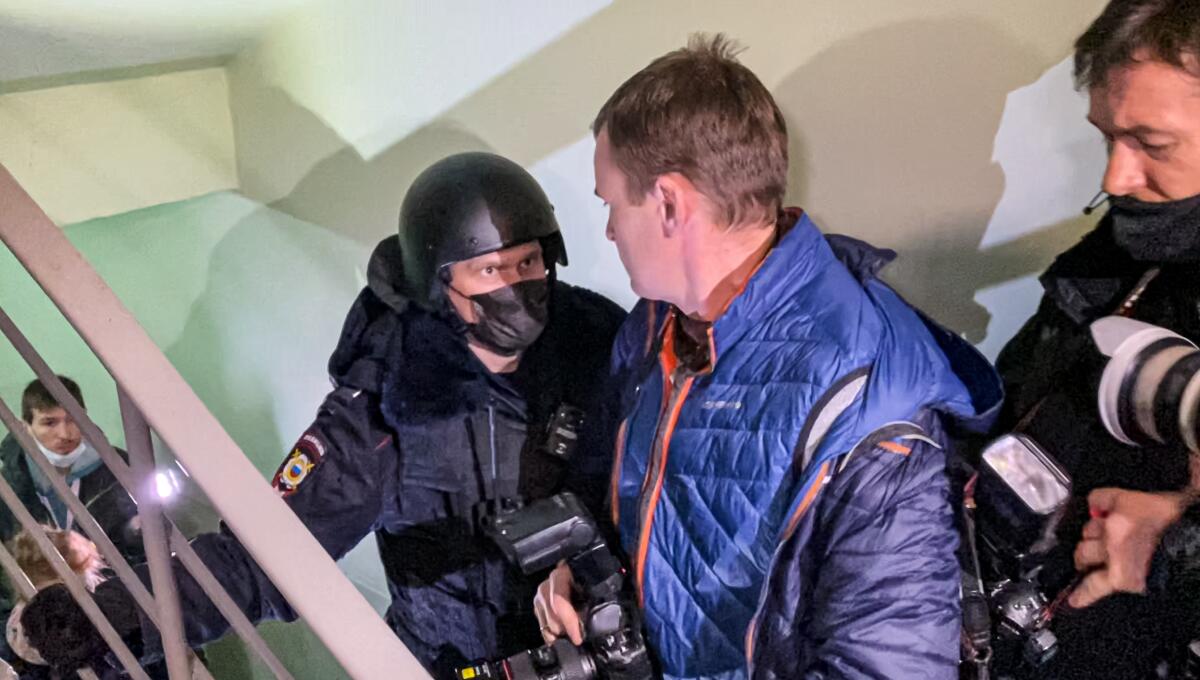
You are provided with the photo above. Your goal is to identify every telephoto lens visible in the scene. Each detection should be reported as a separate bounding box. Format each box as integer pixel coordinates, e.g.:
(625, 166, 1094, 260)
(1092, 316, 1200, 452)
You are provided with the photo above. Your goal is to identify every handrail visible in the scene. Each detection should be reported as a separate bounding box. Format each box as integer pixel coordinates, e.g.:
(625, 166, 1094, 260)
(0, 163, 427, 679)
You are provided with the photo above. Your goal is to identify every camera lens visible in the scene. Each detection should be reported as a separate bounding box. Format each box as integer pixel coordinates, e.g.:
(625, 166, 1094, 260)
(1093, 316, 1200, 451)
(503, 639, 597, 680)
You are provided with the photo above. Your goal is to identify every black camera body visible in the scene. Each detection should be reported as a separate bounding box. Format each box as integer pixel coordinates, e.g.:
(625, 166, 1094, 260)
(457, 493, 653, 680)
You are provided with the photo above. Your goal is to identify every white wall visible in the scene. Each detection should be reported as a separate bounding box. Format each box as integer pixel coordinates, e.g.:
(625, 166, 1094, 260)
(0, 67, 238, 225)
(973, 58, 1107, 359)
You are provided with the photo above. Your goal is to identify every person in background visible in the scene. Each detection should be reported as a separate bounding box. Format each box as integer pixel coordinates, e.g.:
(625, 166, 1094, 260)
(0, 378, 140, 674)
(7, 528, 105, 677)
(0, 379, 141, 560)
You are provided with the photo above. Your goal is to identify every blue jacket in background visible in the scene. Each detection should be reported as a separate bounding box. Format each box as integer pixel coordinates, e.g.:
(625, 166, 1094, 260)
(604, 212, 1002, 679)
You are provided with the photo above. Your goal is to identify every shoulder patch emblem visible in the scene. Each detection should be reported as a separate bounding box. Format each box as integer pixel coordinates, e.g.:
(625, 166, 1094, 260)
(272, 432, 326, 497)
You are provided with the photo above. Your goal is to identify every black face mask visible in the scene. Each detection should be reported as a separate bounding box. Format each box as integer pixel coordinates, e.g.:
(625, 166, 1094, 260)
(1110, 192, 1200, 263)
(454, 279, 549, 356)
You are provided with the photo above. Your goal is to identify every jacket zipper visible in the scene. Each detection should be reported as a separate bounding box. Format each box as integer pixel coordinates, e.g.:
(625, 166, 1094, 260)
(487, 403, 498, 489)
(633, 370, 694, 606)
(611, 379, 649, 528)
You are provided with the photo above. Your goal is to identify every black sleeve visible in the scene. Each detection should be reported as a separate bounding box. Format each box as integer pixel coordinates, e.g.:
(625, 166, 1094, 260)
(1150, 501, 1200, 598)
(135, 386, 394, 650)
(0, 443, 39, 547)
(1028, 592, 1190, 680)
(87, 458, 144, 563)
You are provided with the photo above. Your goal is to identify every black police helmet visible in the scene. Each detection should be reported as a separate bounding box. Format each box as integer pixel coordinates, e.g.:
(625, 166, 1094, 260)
(397, 152, 567, 306)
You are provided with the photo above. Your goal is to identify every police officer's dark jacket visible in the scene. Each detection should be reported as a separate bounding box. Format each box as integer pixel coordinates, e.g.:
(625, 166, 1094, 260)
(66, 239, 627, 679)
(316, 241, 626, 675)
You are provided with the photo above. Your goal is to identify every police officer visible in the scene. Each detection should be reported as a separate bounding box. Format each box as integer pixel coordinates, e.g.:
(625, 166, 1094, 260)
(20, 152, 627, 679)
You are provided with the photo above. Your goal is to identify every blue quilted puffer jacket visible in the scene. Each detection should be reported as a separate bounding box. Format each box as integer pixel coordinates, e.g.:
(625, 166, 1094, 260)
(603, 212, 1002, 679)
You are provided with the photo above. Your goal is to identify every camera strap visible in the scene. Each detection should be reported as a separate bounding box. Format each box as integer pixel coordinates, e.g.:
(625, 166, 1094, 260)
(961, 474, 993, 680)
(466, 404, 526, 533)
(1116, 267, 1161, 317)
(468, 401, 580, 528)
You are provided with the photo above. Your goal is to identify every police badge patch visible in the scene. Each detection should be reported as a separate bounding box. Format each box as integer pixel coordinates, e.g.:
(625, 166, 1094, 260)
(272, 432, 326, 497)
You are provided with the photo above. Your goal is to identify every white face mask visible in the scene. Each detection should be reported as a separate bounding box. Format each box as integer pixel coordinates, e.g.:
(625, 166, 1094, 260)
(35, 439, 88, 469)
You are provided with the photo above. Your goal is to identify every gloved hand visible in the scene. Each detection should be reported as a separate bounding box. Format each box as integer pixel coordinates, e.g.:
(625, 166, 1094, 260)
(20, 580, 141, 673)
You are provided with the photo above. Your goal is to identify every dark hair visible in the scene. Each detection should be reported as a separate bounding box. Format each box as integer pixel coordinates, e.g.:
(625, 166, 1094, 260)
(1075, 0, 1200, 89)
(593, 33, 788, 228)
(20, 377, 84, 423)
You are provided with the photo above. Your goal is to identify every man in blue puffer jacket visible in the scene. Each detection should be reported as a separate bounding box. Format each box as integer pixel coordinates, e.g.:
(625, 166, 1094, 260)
(534, 34, 1003, 679)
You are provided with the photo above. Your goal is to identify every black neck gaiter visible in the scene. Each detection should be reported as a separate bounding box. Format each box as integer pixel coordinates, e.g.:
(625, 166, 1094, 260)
(1110, 192, 1200, 263)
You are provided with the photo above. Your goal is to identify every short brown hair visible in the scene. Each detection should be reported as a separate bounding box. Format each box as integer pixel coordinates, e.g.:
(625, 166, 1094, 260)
(1075, 0, 1200, 89)
(593, 33, 788, 227)
(20, 376, 84, 424)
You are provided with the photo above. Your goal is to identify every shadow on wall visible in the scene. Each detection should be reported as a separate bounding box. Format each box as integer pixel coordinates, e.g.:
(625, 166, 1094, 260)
(274, 119, 496, 246)
(776, 18, 1094, 342)
(158, 224, 295, 680)
(234, 50, 630, 308)
(159, 203, 369, 463)
(227, 61, 498, 248)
